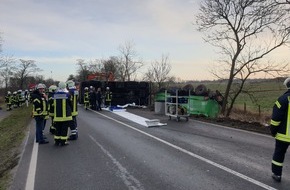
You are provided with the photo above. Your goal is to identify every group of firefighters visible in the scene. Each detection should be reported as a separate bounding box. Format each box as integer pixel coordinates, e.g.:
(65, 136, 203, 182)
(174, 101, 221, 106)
(4, 89, 30, 110)
(83, 86, 112, 111)
(4, 81, 113, 146)
(30, 80, 79, 146)
(4, 77, 290, 183)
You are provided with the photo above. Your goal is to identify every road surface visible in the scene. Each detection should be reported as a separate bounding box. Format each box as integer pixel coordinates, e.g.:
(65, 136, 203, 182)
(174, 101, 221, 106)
(10, 106, 290, 190)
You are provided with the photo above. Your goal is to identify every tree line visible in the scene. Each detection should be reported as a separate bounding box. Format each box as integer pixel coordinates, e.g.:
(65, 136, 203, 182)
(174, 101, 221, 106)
(0, 40, 173, 95)
(1, 0, 290, 117)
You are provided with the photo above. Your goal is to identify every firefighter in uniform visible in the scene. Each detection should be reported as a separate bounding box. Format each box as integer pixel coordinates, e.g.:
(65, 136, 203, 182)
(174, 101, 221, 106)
(53, 82, 72, 146)
(31, 83, 49, 144)
(270, 77, 290, 182)
(13, 91, 18, 108)
(5, 91, 12, 111)
(25, 89, 29, 107)
(17, 90, 21, 107)
(48, 85, 57, 135)
(84, 87, 90, 110)
(42, 86, 49, 136)
(66, 80, 79, 140)
(104, 87, 112, 108)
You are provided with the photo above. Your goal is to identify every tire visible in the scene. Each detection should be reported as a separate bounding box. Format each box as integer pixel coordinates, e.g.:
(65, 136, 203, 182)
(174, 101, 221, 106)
(195, 84, 207, 96)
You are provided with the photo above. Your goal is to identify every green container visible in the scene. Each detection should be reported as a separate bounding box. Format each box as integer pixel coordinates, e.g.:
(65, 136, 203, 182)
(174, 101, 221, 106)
(188, 96, 220, 118)
(155, 92, 165, 102)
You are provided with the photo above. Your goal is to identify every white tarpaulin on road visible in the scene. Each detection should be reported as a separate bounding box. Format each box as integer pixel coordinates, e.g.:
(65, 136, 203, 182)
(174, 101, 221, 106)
(111, 109, 166, 127)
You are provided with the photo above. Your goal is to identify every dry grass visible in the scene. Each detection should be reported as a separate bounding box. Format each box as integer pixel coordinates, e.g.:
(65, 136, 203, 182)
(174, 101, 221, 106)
(226, 107, 271, 126)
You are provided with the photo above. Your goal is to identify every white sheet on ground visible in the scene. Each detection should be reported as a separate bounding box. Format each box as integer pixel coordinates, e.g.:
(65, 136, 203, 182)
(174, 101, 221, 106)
(112, 109, 166, 127)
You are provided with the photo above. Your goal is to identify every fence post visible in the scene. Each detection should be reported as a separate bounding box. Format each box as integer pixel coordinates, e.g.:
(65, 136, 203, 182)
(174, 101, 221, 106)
(258, 105, 261, 117)
(244, 102, 246, 113)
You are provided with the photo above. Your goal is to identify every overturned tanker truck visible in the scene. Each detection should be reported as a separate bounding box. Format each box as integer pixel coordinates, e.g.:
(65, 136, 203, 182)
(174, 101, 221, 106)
(79, 81, 151, 107)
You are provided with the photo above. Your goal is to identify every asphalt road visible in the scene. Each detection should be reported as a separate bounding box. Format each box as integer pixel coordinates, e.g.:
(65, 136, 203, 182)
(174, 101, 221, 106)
(10, 106, 290, 190)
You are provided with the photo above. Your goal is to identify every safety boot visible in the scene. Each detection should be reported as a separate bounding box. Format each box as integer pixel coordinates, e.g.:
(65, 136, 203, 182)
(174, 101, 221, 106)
(272, 173, 281, 182)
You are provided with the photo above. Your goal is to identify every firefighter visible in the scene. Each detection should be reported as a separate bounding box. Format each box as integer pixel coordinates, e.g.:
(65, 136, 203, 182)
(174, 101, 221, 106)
(84, 87, 90, 110)
(13, 91, 18, 108)
(53, 82, 72, 146)
(96, 87, 102, 111)
(25, 89, 29, 107)
(48, 85, 57, 135)
(67, 80, 79, 140)
(31, 83, 49, 144)
(18, 90, 25, 106)
(17, 90, 23, 107)
(89, 86, 97, 110)
(39, 84, 49, 136)
(104, 87, 112, 108)
(270, 77, 290, 182)
(5, 91, 12, 111)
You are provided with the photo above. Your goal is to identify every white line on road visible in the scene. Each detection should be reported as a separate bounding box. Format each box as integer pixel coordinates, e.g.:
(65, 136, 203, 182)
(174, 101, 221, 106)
(25, 141, 38, 190)
(89, 135, 144, 190)
(92, 109, 277, 190)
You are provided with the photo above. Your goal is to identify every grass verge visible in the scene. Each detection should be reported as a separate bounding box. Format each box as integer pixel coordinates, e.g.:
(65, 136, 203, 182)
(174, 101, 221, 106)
(0, 105, 32, 190)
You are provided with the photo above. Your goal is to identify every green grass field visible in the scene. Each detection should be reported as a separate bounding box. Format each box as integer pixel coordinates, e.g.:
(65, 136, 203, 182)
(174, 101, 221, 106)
(181, 79, 286, 115)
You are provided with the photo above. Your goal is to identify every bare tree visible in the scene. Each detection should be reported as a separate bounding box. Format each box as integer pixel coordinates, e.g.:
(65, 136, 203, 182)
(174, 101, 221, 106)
(0, 55, 16, 90)
(67, 74, 75, 81)
(87, 59, 102, 73)
(196, 0, 290, 116)
(15, 59, 41, 89)
(118, 41, 143, 81)
(101, 56, 120, 81)
(75, 59, 91, 82)
(143, 54, 172, 90)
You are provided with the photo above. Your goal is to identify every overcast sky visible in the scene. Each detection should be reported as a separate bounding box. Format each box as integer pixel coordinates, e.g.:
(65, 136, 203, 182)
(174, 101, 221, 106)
(0, 0, 289, 82)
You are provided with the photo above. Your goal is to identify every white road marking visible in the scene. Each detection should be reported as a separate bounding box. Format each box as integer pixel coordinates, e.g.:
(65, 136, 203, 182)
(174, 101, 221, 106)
(25, 141, 38, 190)
(92, 109, 277, 190)
(89, 135, 144, 190)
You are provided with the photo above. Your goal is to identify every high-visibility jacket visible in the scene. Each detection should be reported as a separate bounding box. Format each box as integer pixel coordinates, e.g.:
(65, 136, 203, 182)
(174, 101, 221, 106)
(270, 90, 290, 142)
(48, 92, 55, 117)
(15, 94, 19, 104)
(5, 94, 12, 105)
(84, 91, 89, 103)
(69, 88, 78, 116)
(105, 91, 112, 102)
(31, 91, 47, 117)
(42, 93, 49, 119)
(53, 91, 72, 122)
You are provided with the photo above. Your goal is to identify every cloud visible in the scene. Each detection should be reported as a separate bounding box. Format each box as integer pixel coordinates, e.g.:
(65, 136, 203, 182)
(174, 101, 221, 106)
(2, 0, 287, 82)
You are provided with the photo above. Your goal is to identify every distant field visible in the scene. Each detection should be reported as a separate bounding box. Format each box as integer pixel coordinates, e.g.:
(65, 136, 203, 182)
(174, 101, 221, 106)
(180, 79, 286, 115)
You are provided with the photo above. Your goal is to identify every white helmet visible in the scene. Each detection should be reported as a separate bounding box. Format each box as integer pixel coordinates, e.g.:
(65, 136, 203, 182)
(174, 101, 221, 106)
(106, 87, 110, 90)
(66, 80, 75, 88)
(7, 91, 11, 95)
(48, 85, 57, 92)
(58, 82, 67, 90)
(37, 83, 46, 89)
(283, 77, 290, 89)
(84, 87, 89, 90)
